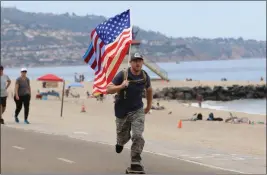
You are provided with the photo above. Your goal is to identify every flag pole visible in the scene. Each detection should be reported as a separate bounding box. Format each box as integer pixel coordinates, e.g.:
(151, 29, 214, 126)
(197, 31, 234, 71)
(124, 8, 132, 87)
(60, 80, 65, 117)
(124, 9, 132, 98)
(127, 8, 133, 68)
(127, 43, 132, 68)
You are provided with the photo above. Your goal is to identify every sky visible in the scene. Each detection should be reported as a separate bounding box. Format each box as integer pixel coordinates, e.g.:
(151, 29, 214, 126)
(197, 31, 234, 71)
(1, 1, 266, 40)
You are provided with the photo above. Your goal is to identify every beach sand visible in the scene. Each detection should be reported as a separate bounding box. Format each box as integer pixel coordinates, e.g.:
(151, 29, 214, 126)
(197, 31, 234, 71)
(2, 79, 266, 174)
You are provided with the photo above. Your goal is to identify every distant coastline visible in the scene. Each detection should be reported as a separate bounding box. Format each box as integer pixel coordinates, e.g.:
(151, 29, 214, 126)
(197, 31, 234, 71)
(1, 7, 266, 68)
(4, 59, 265, 83)
(3, 57, 266, 69)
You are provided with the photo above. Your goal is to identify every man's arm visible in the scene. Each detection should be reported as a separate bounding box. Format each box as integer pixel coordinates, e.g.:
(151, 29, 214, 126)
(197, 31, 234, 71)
(6, 76, 11, 89)
(106, 71, 125, 94)
(145, 74, 153, 109)
(15, 79, 19, 97)
(107, 83, 124, 94)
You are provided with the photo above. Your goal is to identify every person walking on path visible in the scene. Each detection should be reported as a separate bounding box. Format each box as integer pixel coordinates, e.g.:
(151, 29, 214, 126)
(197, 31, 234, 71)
(107, 52, 153, 172)
(0, 65, 11, 124)
(14, 68, 31, 124)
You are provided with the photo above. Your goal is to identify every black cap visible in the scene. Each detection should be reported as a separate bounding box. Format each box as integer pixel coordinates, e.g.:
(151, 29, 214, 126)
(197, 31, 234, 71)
(130, 52, 143, 61)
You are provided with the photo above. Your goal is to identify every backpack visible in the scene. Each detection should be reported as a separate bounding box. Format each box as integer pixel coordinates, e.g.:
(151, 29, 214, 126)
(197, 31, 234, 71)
(122, 68, 147, 87)
(115, 68, 147, 101)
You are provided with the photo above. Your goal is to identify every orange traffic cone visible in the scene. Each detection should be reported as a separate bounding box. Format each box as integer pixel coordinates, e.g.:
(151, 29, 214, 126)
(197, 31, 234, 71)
(177, 120, 182, 128)
(81, 104, 86, 112)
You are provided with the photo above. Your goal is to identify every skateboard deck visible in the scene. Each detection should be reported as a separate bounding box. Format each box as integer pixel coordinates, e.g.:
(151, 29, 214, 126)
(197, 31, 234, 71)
(125, 167, 145, 174)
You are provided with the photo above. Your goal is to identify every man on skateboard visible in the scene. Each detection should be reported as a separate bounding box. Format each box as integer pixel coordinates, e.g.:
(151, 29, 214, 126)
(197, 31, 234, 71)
(107, 52, 153, 173)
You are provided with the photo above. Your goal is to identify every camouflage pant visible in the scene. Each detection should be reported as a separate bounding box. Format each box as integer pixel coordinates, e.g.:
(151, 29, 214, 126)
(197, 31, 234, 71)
(115, 108, 145, 163)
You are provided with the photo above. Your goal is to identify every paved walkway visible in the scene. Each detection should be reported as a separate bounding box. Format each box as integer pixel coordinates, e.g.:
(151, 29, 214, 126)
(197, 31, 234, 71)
(1, 99, 265, 174)
(1, 126, 233, 174)
(2, 116, 265, 174)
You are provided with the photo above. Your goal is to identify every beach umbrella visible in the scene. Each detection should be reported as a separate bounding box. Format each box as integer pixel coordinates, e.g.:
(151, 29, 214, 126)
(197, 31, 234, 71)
(37, 74, 64, 82)
(37, 74, 65, 117)
(67, 82, 84, 88)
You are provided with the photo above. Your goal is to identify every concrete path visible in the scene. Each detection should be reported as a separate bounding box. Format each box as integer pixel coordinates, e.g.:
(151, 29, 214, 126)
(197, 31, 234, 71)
(1, 126, 233, 174)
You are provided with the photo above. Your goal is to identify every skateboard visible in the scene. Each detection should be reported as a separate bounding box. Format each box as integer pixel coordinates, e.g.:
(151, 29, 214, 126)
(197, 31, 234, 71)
(125, 167, 146, 174)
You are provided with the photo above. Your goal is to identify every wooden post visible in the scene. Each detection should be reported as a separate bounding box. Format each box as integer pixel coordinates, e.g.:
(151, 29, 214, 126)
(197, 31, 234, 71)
(60, 80, 65, 117)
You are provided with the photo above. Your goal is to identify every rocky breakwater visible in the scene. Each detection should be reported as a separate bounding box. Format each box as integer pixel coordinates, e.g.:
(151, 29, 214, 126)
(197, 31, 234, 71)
(152, 84, 267, 101)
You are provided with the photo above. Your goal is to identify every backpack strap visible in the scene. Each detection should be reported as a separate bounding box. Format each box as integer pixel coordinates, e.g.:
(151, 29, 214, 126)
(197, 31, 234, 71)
(118, 69, 128, 99)
(122, 69, 147, 87)
(142, 70, 147, 88)
(120, 68, 148, 88)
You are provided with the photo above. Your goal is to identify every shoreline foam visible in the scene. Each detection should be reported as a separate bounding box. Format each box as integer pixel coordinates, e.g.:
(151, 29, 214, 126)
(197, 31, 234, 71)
(184, 99, 266, 116)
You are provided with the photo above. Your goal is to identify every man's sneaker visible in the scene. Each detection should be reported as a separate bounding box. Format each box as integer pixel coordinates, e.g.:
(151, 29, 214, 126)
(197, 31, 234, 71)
(130, 163, 144, 172)
(24, 120, 30, 124)
(14, 116, 19, 123)
(1, 118, 4, 125)
(115, 144, 123, 153)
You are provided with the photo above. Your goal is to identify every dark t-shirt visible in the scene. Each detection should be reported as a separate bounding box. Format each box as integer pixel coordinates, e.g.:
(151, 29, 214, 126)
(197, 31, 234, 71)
(16, 77, 30, 96)
(112, 68, 151, 118)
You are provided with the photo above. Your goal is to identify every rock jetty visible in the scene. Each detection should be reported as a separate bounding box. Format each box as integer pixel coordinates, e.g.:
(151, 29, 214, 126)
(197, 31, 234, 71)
(152, 84, 266, 101)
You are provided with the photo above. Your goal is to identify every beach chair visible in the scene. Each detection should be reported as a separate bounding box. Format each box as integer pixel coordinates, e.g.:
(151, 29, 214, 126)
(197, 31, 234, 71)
(225, 112, 249, 124)
(36, 94, 42, 100)
(70, 92, 80, 98)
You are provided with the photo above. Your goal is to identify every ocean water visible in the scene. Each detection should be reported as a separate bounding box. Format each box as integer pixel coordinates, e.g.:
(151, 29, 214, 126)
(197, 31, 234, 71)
(4, 58, 266, 115)
(191, 99, 266, 115)
(4, 58, 266, 81)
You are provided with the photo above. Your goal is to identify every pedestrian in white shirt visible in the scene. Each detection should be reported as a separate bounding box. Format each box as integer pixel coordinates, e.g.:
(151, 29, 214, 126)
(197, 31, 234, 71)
(0, 65, 11, 124)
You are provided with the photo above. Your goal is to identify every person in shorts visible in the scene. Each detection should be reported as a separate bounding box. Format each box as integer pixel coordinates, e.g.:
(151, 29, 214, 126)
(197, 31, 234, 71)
(0, 65, 11, 124)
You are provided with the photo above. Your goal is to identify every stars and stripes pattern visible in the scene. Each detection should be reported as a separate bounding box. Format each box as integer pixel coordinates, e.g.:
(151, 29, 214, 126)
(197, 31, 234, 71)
(82, 9, 132, 95)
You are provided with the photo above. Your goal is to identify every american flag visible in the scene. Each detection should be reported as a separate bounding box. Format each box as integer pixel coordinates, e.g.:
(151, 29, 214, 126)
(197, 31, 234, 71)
(82, 9, 132, 95)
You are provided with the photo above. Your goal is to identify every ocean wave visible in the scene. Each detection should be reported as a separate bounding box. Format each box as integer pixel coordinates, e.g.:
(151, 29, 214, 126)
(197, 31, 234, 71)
(189, 99, 266, 115)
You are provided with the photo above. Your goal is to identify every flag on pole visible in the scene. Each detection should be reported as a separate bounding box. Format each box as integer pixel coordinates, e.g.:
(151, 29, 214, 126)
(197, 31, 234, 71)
(82, 9, 132, 95)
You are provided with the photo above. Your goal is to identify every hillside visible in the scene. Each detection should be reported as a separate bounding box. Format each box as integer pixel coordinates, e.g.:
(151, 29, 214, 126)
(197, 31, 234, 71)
(1, 7, 266, 67)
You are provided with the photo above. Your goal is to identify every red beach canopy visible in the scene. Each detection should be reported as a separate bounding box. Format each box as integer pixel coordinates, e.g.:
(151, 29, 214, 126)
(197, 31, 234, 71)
(37, 74, 64, 82)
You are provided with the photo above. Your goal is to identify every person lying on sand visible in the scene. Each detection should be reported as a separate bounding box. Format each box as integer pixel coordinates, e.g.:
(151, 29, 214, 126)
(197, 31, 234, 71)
(181, 113, 203, 121)
(151, 105, 165, 110)
(225, 112, 250, 124)
(151, 102, 165, 110)
(207, 113, 223, 121)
